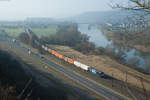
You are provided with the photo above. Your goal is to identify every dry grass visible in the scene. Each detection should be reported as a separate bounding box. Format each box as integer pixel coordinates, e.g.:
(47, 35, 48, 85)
(53, 45, 150, 91)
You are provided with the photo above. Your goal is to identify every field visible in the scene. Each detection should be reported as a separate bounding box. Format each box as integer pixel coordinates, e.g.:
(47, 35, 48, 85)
(0, 26, 57, 38)
(0, 28, 24, 38)
(31, 26, 58, 38)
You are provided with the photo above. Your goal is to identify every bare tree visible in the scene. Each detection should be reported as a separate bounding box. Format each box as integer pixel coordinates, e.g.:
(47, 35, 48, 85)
(111, 0, 150, 15)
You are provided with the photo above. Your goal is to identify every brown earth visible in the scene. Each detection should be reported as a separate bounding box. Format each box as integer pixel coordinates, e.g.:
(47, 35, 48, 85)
(53, 45, 150, 91)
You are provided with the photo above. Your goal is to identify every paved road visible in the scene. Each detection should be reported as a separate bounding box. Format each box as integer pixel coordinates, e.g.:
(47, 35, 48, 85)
(0, 33, 128, 100)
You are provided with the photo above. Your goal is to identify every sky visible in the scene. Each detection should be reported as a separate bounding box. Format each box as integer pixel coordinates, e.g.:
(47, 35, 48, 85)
(0, 0, 112, 20)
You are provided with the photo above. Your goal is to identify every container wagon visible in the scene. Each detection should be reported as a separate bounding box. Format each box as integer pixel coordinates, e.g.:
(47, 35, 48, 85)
(74, 61, 90, 71)
(67, 58, 74, 64)
(91, 69, 97, 74)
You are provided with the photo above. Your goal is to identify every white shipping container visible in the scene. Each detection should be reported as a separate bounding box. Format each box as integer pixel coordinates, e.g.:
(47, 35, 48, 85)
(44, 47, 48, 51)
(42, 45, 45, 49)
(64, 57, 68, 62)
(80, 63, 90, 71)
(74, 61, 81, 67)
(45, 47, 48, 51)
(74, 61, 90, 71)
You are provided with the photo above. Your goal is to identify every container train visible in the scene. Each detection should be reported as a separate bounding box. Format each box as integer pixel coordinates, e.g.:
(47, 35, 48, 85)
(41, 45, 105, 77)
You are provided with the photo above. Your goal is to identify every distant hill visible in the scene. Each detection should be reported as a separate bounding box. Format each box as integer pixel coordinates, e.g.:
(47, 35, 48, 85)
(24, 10, 148, 25)
(63, 10, 145, 24)
(25, 17, 56, 23)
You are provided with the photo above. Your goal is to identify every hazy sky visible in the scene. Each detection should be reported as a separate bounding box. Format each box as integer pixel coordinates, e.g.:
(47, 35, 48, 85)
(0, 0, 112, 20)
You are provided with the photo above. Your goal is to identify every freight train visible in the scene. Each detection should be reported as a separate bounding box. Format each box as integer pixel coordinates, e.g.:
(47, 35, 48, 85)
(41, 45, 105, 77)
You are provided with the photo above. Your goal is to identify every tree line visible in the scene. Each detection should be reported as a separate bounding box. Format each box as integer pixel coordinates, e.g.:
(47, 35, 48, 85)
(40, 24, 125, 60)
(18, 30, 46, 54)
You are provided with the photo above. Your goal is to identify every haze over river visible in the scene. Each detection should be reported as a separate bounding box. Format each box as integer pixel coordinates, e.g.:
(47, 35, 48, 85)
(78, 24, 150, 70)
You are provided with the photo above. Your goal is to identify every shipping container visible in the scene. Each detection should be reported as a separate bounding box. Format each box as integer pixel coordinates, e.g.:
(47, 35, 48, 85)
(74, 61, 90, 71)
(49, 49, 52, 54)
(55, 52, 60, 57)
(91, 69, 97, 74)
(54, 51, 57, 55)
(64, 57, 68, 62)
(58, 54, 64, 59)
(52, 50, 55, 55)
(50, 50, 53, 54)
(74, 61, 81, 67)
(67, 58, 74, 64)
(80, 63, 90, 71)
(48, 49, 52, 54)
(51, 50, 56, 55)
(54, 52, 58, 57)
(44, 47, 48, 51)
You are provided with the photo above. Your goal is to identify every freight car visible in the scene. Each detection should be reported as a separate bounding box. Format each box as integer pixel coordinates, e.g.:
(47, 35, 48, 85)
(91, 69, 97, 74)
(97, 71, 105, 78)
(74, 61, 90, 71)
(67, 58, 74, 64)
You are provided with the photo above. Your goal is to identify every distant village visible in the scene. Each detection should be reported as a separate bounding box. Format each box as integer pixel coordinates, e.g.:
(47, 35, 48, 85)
(106, 21, 150, 29)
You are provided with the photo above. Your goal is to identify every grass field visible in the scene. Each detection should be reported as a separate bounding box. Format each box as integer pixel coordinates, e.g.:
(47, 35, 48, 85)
(31, 26, 58, 38)
(0, 26, 57, 38)
(0, 28, 24, 38)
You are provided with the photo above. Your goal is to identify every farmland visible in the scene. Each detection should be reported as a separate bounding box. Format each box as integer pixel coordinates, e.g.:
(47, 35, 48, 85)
(0, 26, 57, 38)
(0, 28, 24, 37)
(31, 26, 58, 38)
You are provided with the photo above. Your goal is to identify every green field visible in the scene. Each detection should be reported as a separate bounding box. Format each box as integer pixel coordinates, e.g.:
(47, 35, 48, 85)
(31, 26, 58, 38)
(0, 28, 24, 38)
(0, 26, 57, 38)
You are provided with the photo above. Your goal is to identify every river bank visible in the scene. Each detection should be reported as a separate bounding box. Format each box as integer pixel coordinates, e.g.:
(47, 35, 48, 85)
(100, 26, 150, 53)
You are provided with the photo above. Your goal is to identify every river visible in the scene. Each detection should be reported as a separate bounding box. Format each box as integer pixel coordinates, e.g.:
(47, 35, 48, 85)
(78, 24, 150, 70)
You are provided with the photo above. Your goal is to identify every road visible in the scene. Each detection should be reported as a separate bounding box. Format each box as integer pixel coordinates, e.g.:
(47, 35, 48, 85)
(0, 32, 128, 100)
